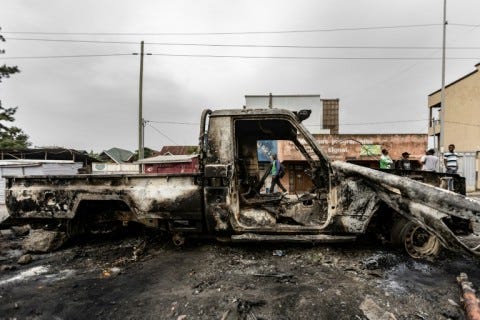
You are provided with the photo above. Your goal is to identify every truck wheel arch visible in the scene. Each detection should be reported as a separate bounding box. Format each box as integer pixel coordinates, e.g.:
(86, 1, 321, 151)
(70, 195, 138, 227)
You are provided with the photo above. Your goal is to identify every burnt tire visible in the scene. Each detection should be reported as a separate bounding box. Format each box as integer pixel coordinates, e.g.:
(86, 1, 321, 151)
(390, 218, 441, 259)
(390, 218, 408, 247)
(66, 219, 87, 237)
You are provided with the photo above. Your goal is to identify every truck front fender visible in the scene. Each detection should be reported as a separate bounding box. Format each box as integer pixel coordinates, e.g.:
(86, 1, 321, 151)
(332, 161, 480, 256)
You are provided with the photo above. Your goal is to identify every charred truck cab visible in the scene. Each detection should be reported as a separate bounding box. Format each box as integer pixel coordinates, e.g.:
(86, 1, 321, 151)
(3, 108, 480, 259)
(201, 108, 337, 241)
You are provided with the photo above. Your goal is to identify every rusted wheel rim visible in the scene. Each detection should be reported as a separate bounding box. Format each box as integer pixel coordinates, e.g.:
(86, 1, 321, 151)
(403, 224, 441, 258)
(172, 233, 185, 246)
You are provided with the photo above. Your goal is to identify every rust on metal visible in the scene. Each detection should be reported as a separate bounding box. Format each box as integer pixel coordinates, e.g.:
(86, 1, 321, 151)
(457, 273, 480, 320)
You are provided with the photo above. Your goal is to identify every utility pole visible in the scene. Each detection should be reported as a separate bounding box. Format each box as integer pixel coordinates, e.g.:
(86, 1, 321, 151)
(439, 0, 447, 154)
(133, 41, 151, 161)
(138, 41, 144, 161)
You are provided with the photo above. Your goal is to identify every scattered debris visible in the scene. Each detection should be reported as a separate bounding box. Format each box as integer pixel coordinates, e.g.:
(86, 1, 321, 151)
(448, 298, 460, 307)
(4, 249, 23, 260)
(457, 272, 480, 320)
(362, 254, 401, 271)
(0, 265, 17, 272)
(17, 254, 32, 265)
(11, 225, 31, 237)
(22, 230, 67, 253)
(132, 239, 147, 261)
(359, 296, 397, 320)
(0, 229, 14, 239)
(252, 272, 294, 279)
(414, 312, 429, 319)
(272, 250, 285, 257)
(2, 233, 480, 319)
(221, 298, 266, 320)
(101, 267, 121, 278)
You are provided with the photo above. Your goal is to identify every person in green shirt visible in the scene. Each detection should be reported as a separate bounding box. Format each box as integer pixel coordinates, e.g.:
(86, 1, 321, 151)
(379, 149, 393, 169)
(269, 154, 287, 194)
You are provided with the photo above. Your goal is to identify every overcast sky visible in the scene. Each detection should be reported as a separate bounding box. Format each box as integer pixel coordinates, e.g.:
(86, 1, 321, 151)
(1, 0, 479, 153)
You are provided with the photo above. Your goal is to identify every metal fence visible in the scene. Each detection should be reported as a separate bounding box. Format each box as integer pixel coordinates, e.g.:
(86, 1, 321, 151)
(457, 152, 477, 192)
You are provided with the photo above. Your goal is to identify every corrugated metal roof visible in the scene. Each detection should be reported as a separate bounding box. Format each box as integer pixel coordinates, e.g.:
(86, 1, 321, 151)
(0, 148, 96, 164)
(136, 154, 197, 164)
(101, 148, 134, 164)
(0, 159, 75, 167)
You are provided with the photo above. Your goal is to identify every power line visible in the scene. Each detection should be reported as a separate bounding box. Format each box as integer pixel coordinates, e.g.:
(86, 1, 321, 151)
(1, 53, 131, 59)
(148, 119, 480, 128)
(148, 120, 199, 126)
(149, 53, 479, 60)
(450, 23, 480, 28)
(5, 53, 479, 60)
(0, 24, 442, 36)
(343, 19, 480, 100)
(7, 37, 480, 50)
(341, 119, 429, 126)
(145, 119, 480, 127)
(149, 119, 430, 127)
(342, 46, 441, 99)
(6, 37, 138, 45)
(415, 124, 430, 134)
(146, 123, 178, 145)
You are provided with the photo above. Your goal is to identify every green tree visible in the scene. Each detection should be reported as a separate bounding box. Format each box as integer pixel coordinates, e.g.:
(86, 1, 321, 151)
(133, 147, 156, 161)
(88, 150, 101, 161)
(0, 30, 31, 149)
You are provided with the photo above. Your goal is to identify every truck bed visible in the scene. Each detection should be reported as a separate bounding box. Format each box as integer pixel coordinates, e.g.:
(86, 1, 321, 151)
(3, 173, 203, 230)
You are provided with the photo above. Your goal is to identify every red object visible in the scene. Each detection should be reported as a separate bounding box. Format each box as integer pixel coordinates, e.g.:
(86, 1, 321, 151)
(144, 157, 199, 174)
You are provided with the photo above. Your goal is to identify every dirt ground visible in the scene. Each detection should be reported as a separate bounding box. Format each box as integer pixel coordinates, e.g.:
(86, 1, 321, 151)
(1, 227, 480, 320)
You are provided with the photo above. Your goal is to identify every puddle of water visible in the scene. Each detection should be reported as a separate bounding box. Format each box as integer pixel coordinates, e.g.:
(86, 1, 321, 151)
(0, 265, 50, 285)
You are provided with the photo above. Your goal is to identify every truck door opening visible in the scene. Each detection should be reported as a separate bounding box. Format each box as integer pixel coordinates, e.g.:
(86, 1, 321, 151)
(233, 118, 329, 230)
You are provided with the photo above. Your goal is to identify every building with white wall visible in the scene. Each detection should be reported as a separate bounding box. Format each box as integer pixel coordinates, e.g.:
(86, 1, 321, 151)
(245, 94, 333, 134)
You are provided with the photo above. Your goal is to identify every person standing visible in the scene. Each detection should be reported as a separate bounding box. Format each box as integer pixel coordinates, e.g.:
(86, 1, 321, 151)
(421, 149, 439, 172)
(396, 152, 411, 170)
(379, 149, 393, 169)
(443, 144, 460, 174)
(269, 154, 287, 194)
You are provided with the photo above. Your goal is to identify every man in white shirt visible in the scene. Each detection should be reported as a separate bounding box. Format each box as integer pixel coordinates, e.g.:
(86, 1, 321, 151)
(421, 149, 439, 172)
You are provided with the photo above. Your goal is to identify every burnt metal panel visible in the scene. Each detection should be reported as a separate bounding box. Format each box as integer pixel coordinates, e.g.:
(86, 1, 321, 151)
(204, 187, 230, 232)
(204, 164, 229, 178)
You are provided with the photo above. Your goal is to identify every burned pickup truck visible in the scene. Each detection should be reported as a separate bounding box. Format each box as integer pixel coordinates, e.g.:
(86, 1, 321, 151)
(3, 108, 480, 258)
